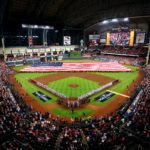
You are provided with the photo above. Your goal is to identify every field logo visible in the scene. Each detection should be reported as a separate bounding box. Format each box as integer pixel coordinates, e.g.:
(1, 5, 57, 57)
(33, 91, 51, 102)
(95, 91, 115, 102)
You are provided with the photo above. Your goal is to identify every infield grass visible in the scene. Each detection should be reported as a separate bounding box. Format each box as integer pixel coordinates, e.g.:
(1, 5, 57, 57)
(48, 77, 100, 97)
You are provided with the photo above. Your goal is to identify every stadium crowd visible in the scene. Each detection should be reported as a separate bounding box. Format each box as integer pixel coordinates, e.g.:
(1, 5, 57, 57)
(100, 46, 147, 56)
(6, 54, 39, 61)
(99, 54, 145, 66)
(83, 46, 147, 66)
(0, 61, 150, 149)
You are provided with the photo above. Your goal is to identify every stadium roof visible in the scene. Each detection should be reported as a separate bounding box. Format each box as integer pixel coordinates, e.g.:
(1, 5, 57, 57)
(0, 0, 150, 29)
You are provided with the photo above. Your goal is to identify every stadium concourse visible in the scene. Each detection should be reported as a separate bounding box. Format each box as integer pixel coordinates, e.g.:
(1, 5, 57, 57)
(0, 60, 150, 149)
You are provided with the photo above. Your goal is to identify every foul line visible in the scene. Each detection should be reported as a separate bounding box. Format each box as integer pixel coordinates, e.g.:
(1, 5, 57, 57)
(106, 90, 130, 98)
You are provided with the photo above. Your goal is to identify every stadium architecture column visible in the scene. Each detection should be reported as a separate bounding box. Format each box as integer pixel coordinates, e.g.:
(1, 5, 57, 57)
(146, 38, 150, 65)
(80, 39, 84, 51)
(0, 0, 8, 58)
(1, 37, 5, 53)
(0, 33, 6, 60)
(22, 24, 54, 47)
(28, 28, 33, 47)
(43, 29, 48, 47)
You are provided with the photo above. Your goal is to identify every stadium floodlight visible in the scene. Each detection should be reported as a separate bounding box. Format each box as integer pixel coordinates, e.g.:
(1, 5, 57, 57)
(45, 26, 50, 29)
(22, 24, 27, 28)
(123, 17, 129, 22)
(16, 35, 26, 38)
(111, 18, 118, 22)
(21, 24, 54, 30)
(33, 35, 38, 38)
(102, 20, 109, 24)
(34, 25, 38, 28)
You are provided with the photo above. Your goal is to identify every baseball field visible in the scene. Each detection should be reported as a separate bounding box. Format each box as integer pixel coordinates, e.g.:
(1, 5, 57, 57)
(11, 60, 141, 121)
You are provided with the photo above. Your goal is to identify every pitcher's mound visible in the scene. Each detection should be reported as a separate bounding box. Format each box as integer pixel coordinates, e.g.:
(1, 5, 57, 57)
(69, 84, 79, 88)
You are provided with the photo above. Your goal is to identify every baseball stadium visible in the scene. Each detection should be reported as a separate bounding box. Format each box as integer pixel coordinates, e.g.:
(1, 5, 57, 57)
(0, 0, 150, 150)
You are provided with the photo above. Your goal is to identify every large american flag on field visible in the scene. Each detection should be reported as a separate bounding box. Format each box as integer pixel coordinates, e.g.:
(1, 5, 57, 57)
(20, 62, 131, 72)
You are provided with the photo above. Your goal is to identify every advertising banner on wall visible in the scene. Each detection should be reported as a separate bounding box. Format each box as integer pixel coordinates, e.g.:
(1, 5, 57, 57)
(89, 35, 100, 40)
(129, 31, 135, 46)
(136, 32, 145, 44)
(111, 27, 129, 32)
(89, 35, 100, 46)
(106, 33, 110, 46)
(63, 36, 71, 45)
(100, 34, 106, 43)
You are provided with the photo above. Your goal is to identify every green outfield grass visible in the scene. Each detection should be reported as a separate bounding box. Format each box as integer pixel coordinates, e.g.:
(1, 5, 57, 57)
(52, 107, 95, 118)
(48, 77, 100, 97)
(13, 65, 29, 71)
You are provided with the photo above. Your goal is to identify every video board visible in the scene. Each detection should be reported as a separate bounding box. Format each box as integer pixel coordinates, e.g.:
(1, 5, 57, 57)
(110, 32, 130, 46)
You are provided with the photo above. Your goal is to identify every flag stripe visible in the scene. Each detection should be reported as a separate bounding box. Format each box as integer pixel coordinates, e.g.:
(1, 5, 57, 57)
(20, 62, 131, 72)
